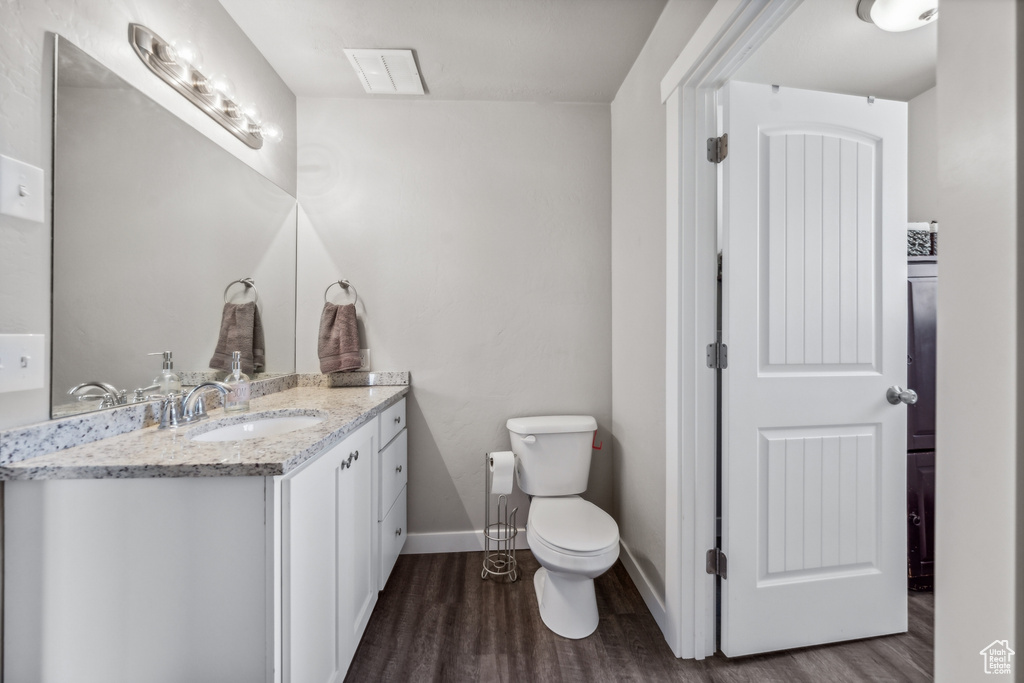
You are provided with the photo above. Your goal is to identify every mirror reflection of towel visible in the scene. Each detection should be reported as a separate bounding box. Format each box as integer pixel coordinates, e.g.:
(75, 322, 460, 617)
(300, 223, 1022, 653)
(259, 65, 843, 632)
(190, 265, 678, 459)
(319, 303, 361, 373)
(210, 302, 265, 374)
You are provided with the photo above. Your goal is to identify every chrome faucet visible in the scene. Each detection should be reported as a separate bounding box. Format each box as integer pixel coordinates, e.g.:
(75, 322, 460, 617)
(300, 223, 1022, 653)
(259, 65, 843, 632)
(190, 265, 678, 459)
(68, 381, 126, 408)
(183, 381, 234, 422)
(158, 382, 232, 429)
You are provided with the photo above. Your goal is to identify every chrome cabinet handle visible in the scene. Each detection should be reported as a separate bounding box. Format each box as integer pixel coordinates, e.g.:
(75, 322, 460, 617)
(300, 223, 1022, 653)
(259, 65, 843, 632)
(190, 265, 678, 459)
(886, 386, 918, 405)
(396, 465, 403, 473)
(351, 450, 359, 460)
(345, 454, 354, 467)
(394, 416, 401, 424)
(395, 527, 402, 536)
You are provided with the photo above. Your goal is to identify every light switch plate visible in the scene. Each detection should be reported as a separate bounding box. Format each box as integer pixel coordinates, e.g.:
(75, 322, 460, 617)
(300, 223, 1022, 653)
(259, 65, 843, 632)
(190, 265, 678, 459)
(0, 334, 46, 394)
(358, 349, 371, 371)
(0, 155, 45, 222)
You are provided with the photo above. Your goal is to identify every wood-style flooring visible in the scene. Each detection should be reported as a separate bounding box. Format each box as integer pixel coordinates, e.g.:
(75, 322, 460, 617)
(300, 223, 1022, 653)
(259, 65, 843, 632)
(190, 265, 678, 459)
(346, 552, 934, 682)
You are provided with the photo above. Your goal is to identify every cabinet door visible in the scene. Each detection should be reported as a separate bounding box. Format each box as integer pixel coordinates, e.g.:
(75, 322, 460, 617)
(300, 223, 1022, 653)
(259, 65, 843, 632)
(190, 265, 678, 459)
(337, 425, 377, 668)
(282, 439, 347, 683)
(907, 262, 937, 451)
(907, 450, 935, 585)
(282, 419, 377, 683)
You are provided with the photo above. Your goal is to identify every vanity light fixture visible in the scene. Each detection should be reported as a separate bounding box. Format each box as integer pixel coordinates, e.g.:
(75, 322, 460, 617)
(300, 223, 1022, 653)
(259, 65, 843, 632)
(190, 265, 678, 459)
(128, 24, 280, 149)
(856, 0, 937, 32)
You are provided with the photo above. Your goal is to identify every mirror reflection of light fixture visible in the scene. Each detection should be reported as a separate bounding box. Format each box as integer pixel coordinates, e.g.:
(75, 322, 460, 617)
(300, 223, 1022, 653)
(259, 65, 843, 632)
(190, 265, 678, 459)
(128, 24, 281, 149)
(857, 0, 938, 32)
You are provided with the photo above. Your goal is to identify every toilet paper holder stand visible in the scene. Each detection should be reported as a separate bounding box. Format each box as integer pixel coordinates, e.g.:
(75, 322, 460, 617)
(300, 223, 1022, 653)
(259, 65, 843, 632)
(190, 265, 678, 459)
(482, 452, 519, 582)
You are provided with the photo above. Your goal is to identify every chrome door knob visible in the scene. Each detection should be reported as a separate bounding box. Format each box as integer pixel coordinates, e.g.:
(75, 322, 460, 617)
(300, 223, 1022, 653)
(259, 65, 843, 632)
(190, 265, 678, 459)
(886, 386, 918, 405)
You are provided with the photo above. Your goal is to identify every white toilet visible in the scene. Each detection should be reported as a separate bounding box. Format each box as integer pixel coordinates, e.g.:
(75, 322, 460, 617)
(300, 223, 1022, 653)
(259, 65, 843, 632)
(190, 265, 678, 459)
(507, 415, 619, 639)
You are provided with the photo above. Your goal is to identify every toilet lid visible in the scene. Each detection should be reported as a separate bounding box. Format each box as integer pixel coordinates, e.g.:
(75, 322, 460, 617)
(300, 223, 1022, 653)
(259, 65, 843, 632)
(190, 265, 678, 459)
(529, 497, 618, 553)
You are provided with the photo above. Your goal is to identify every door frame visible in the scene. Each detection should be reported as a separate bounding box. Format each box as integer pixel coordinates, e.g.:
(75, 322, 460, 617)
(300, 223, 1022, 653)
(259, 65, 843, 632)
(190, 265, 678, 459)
(661, 0, 802, 659)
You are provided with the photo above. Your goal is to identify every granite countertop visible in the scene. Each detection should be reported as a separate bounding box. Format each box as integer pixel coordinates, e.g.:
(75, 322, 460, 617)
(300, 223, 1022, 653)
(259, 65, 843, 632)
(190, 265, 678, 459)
(0, 385, 409, 481)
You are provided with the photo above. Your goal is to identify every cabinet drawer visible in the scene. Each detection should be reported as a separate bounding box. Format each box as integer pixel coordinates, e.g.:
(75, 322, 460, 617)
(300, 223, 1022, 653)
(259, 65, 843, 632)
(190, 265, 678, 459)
(379, 486, 407, 590)
(379, 398, 406, 449)
(379, 429, 408, 520)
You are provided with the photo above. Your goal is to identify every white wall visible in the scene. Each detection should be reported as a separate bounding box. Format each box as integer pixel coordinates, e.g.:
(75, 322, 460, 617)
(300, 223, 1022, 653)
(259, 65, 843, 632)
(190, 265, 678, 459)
(0, 0, 296, 429)
(935, 1, 1019, 680)
(908, 86, 938, 223)
(297, 98, 612, 539)
(610, 0, 715, 603)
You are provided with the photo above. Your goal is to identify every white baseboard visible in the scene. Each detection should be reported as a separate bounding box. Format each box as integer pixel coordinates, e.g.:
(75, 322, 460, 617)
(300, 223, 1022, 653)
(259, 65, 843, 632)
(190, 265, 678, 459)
(619, 540, 668, 636)
(402, 528, 531, 555)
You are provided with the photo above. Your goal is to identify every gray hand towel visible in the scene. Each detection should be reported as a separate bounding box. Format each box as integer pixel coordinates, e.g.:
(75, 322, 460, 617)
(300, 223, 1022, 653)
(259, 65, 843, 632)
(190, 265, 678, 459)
(210, 302, 266, 375)
(318, 303, 361, 373)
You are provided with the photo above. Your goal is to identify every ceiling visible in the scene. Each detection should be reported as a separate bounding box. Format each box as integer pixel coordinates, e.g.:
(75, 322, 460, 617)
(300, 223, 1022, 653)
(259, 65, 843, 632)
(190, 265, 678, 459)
(218, 0, 669, 102)
(734, 0, 936, 102)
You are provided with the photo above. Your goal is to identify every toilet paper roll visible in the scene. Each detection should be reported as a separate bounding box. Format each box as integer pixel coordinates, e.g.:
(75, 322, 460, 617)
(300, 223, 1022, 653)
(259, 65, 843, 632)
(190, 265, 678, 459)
(489, 451, 515, 495)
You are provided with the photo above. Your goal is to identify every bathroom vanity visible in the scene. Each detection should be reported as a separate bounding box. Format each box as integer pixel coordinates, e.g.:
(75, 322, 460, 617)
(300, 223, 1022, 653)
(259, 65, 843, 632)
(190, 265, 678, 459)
(2, 385, 408, 683)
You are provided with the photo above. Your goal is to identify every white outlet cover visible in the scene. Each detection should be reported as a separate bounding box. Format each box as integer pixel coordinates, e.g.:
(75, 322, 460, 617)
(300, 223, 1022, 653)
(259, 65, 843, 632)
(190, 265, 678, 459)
(0, 334, 46, 394)
(0, 155, 45, 223)
(359, 349, 371, 371)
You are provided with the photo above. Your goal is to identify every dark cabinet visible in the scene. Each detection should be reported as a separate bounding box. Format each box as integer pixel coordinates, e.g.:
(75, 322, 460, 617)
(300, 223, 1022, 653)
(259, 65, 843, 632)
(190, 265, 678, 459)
(907, 450, 935, 589)
(906, 256, 936, 590)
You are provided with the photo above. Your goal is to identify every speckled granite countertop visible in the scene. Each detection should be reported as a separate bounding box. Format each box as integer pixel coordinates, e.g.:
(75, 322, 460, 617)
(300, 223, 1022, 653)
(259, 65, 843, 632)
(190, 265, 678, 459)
(0, 385, 408, 481)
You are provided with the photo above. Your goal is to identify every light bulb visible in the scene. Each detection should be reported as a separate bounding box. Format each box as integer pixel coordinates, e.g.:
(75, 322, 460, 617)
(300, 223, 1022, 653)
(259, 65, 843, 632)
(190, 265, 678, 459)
(209, 74, 236, 102)
(171, 39, 203, 70)
(241, 103, 262, 125)
(260, 122, 283, 143)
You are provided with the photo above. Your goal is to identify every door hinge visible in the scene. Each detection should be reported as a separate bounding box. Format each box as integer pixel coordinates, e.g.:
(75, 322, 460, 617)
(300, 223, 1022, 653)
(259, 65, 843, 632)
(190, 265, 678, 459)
(707, 133, 728, 163)
(706, 340, 728, 369)
(706, 548, 727, 579)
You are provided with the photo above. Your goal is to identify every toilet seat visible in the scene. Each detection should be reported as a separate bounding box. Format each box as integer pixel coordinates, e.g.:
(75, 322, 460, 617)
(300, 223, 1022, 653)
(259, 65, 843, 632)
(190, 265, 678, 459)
(528, 496, 618, 556)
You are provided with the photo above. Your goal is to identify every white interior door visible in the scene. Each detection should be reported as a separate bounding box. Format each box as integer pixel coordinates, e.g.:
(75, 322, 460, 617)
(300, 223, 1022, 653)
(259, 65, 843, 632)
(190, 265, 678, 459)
(720, 81, 908, 656)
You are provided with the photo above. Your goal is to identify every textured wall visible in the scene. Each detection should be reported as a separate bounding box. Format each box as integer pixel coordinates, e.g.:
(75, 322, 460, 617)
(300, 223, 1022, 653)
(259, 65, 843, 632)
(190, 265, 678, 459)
(610, 0, 715, 602)
(297, 98, 612, 537)
(934, 1, 1019, 680)
(0, 0, 296, 429)
(908, 86, 937, 224)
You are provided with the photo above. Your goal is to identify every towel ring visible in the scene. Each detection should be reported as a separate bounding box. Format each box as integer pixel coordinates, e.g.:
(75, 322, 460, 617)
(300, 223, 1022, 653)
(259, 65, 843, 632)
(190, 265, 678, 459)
(324, 279, 359, 306)
(224, 277, 259, 304)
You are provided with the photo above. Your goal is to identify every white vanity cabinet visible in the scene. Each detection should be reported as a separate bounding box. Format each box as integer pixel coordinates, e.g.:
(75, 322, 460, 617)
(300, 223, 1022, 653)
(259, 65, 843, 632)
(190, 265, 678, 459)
(377, 397, 408, 589)
(5, 413, 392, 683)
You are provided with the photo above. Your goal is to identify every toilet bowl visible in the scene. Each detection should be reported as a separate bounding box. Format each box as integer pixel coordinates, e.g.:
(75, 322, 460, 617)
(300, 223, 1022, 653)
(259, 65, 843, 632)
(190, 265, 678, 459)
(526, 495, 619, 639)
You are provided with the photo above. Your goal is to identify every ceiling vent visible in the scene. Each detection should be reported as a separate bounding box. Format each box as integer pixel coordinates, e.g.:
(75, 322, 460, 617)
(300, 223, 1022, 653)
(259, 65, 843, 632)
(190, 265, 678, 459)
(343, 49, 425, 95)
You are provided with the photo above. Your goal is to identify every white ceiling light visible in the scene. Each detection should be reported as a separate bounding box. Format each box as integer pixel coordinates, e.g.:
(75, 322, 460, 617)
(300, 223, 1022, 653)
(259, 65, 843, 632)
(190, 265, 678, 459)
(857, 0, 938, 32)
(343, 49, 425, 95)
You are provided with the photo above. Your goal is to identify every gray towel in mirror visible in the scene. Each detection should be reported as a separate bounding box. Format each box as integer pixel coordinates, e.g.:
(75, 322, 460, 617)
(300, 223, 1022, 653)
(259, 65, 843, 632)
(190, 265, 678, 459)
(210, 302, 265, 375)
(319, 303, 361, 373)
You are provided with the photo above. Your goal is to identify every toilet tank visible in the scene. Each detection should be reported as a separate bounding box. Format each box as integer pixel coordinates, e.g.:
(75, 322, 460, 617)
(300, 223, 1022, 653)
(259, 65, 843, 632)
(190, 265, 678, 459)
(506, 415, 597, 496)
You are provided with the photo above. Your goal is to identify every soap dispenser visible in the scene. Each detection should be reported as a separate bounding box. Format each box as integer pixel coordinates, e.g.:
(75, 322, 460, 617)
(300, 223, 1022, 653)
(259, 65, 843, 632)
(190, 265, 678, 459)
(149, 351, 181, 395)
(224, 351, 251, 412)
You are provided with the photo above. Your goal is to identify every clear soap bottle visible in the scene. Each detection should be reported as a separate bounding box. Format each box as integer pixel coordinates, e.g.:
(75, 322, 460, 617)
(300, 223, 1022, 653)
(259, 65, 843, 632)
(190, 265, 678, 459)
(224, 351, 251, 412)
(149, 351, 181, 395)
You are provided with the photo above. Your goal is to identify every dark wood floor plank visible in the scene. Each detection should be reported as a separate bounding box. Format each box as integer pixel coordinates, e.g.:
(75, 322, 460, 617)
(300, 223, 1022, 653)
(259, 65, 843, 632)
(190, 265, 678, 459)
(347, 551, 934, 683)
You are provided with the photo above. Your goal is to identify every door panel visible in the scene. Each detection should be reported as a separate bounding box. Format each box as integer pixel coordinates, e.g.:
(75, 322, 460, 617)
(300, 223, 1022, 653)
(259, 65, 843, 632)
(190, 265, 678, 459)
(722, 81, 908, 656)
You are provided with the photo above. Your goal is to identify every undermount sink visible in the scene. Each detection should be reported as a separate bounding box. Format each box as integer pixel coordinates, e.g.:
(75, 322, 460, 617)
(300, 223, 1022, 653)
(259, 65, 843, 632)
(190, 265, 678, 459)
(190, 414, 325, 442)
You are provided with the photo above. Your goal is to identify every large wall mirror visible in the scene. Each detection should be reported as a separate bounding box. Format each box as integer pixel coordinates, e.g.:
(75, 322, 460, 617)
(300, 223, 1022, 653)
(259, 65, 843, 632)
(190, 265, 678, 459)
(52, 37, 297, 417)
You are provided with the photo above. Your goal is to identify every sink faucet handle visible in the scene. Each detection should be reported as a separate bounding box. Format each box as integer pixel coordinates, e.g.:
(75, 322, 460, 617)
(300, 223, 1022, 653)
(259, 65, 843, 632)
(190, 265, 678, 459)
(159, 391, 185, 429)
(133, 384, 161, 403)
(191, 393, 208, 421)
